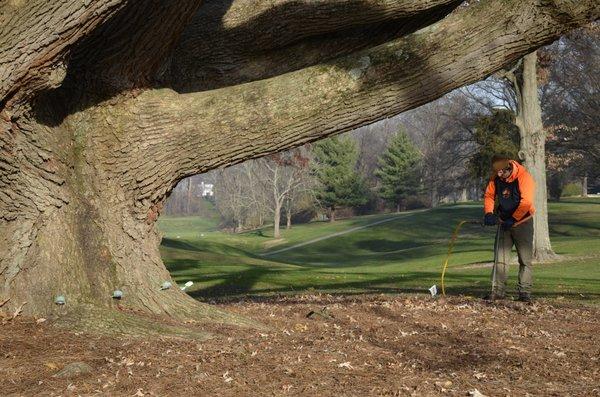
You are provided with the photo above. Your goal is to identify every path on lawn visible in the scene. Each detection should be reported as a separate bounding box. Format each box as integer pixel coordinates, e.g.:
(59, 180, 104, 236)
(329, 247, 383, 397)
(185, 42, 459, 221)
(262, 208, 427, 256)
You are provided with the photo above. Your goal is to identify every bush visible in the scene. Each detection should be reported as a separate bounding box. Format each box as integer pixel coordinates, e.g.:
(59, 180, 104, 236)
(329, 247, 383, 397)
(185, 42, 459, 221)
(562, 182, 582, 197)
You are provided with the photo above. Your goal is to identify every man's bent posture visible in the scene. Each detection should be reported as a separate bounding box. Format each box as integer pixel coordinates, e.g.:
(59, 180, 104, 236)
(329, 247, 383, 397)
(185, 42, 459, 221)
(483, 155, 535, 302)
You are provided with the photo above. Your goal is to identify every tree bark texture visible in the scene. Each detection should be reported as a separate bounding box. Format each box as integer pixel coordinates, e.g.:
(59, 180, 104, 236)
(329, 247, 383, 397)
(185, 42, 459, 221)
(510, 52, 557, 261)
(286, 207, 292, 230)
(1, 0, 597, 320)
(273, 203, 282, 239)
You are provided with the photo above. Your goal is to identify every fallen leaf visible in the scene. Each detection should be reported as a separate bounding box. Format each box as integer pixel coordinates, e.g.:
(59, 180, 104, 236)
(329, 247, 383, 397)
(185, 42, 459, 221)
(45, 362, 59, 370)
(338, 362, 353, 369)
(10, 302, 27, 320)
(469, 389, 487, 397)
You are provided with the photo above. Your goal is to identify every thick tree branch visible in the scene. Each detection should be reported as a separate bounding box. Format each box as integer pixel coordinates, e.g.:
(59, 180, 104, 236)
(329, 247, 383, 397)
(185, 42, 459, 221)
(168, 0, 462, 91)
(86, 0, 598, 214)
(0, 0, 127, 108)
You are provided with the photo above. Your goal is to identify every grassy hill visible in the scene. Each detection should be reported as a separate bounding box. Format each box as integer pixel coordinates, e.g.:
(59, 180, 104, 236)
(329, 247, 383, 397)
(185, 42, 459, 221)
(158, 198, 600, 302)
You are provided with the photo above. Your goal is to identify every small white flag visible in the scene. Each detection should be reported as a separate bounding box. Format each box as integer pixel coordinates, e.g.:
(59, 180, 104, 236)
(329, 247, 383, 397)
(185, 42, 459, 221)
(429, 285, 438, 297)
(180, 281, 194, 291)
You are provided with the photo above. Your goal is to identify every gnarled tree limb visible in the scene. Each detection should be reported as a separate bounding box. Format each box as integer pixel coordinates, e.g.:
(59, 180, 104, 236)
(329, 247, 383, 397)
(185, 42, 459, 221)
(90, 0, 598, 210)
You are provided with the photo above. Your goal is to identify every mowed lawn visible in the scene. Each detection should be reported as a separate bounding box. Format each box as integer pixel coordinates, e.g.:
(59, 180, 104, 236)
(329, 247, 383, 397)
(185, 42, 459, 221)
(158, 198, 600, 302)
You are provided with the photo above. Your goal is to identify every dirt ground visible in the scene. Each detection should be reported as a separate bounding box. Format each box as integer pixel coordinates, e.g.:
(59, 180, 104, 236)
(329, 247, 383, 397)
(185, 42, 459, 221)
(1, 294, 599, 396)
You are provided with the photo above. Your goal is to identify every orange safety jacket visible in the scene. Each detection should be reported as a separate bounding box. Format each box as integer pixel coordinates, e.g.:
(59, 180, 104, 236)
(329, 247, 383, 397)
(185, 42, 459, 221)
(484, 160, 536, 222)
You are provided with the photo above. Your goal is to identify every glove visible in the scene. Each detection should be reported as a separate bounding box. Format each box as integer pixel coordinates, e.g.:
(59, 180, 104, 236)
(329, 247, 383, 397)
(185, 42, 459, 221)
(483, 213, 497, 226)
(502, 217, 516, 230)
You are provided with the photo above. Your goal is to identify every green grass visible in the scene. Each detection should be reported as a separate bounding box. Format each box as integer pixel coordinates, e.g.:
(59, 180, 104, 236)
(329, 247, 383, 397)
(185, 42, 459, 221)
(158, 198, 600, 303)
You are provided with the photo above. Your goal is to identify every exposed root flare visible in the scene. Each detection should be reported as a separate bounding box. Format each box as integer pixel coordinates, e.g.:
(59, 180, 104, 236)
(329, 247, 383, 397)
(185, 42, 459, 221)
(49, 303, 267, 340)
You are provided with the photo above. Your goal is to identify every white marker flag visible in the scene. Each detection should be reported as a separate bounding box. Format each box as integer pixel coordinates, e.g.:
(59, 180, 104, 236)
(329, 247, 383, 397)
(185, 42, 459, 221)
(429, 285, 438, 297)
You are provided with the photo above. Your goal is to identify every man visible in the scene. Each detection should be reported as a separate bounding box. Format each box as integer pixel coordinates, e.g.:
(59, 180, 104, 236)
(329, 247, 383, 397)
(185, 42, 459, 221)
(483, 155, 535, 302)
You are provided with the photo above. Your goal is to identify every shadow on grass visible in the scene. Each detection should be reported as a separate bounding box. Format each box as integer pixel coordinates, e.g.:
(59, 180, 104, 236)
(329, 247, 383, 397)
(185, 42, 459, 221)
(354, 239, 424, 253)
(162, 237, 265, 259)
(180, 267, 600, 303)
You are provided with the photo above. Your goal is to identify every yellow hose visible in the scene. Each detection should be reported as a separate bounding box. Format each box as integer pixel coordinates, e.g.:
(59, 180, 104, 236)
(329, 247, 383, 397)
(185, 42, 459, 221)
(440, 216, 530, 296)
(440, 220, 471, 296)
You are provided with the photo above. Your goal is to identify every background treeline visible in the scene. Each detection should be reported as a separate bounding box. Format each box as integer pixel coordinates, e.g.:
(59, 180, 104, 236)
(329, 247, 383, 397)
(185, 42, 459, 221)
(164, 27, 598, 235)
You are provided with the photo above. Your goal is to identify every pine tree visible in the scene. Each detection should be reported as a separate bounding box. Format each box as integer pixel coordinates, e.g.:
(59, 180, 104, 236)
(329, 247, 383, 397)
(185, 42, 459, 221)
(375, 130, 422, 212)
(312, 137, 368, 221)
(469, 109, 521, 181)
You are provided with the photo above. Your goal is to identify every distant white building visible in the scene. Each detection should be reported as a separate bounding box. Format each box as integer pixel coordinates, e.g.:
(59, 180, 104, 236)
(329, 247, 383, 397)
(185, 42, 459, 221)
(200, 182, 214, 197)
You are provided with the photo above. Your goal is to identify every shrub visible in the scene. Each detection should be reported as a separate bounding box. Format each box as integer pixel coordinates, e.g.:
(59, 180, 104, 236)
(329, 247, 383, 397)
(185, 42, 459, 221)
(562, 182, 582, 197)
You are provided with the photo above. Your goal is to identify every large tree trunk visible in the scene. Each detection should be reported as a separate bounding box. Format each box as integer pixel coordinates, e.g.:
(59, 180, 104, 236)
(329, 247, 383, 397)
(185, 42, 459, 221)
(510, 52, 557, 262)
(0, 115, 245, 333)
(582, 175, 588, 198)
(1, 0, 597, 323)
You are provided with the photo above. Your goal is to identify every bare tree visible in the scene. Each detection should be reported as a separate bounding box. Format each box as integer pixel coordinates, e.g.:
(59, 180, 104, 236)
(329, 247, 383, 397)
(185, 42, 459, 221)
(401, 93, 479, 205)
(255, 150, 310, 238)
(542, 25, 600, 190)
(214, 168, 253, 232)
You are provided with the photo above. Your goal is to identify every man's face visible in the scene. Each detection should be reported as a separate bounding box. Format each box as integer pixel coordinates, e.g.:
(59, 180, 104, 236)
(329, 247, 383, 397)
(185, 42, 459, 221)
(497, 165, 512, 180)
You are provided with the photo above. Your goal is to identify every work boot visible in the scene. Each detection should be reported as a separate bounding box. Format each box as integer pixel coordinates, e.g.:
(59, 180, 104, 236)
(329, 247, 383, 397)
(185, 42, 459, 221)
(517, 293, 532, 303)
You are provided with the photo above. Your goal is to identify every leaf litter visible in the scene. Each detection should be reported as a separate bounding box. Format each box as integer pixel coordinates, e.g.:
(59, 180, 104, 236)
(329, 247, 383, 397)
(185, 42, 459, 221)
(0, 294, 599, 396)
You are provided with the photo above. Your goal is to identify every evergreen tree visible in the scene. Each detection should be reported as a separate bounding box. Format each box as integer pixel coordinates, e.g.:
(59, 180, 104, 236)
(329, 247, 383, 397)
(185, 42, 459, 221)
(312, 137, 368, 221)
(375, 130, 422, 211)
(469, 109, 520, 181)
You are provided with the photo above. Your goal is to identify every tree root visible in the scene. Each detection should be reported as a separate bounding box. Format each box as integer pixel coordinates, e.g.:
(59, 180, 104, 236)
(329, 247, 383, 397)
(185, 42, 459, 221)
(49, 302, 267, 340)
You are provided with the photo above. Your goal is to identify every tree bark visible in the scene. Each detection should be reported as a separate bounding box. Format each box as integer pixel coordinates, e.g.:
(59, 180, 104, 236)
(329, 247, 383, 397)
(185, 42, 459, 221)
(582, 175, 588, 197)
(459, 187, 468, 202)
(1, 0, 597, 321)
(430, 185, 439, 208)
(286, 206, 292, 230)
(169, 0, 462, 92)
(273, 202, 282, 239)
(509, 52, 557, 261)
(186, 178, 193, 214)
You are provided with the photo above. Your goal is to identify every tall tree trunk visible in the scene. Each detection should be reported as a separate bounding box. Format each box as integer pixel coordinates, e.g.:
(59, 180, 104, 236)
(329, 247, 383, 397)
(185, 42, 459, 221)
(510, 52, 557, 262)
(582, 175, 588, 197)
(273, 202, 282, 239)
(286, 207, 292, 230)
(430, 184, 439, 208)
(459, 187, 468, 202)
(329, 207, 336, 222)
(186, 178, 193, 214)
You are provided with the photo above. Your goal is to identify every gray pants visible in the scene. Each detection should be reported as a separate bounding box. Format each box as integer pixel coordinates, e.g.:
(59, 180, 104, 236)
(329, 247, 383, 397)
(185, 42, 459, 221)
(492, 218, 534, 295)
